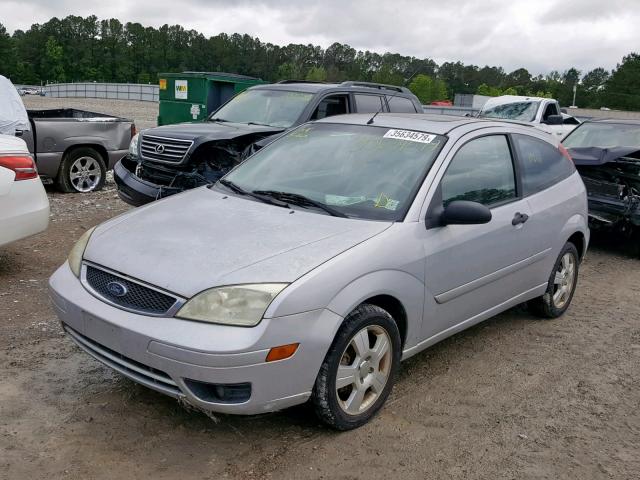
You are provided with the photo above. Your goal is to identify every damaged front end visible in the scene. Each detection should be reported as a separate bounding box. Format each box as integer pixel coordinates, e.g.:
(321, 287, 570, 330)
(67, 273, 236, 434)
(570, 146, 640, 232)
(115, 132, 278, 207)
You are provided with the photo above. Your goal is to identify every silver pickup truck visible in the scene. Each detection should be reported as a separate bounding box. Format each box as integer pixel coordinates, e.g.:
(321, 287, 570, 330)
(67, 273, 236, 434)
(1, 75, 135, 193)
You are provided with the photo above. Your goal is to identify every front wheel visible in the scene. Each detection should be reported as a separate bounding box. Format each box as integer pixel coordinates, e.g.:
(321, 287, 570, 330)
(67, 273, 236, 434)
(529, 242, 580, 318)
(312, 304, 401, 430)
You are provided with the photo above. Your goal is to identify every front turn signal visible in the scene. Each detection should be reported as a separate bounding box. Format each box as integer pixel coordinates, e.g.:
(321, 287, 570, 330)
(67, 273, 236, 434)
(266, 343, 299, 362)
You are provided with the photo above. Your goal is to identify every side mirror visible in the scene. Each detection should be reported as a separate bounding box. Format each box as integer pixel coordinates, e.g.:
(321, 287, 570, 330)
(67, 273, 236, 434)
(544, 114, 563, 125)
(441, 200, 492, 225)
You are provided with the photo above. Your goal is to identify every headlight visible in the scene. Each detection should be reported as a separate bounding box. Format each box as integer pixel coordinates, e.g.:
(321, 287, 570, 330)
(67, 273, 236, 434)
(176, 283, 288, 326)
(68, 226, 96, 277)
(128, 133, 139, 157)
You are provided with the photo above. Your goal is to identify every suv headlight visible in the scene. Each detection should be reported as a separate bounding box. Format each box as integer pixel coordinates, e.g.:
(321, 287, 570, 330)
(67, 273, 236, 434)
(176, 284, 288, 326)
(68, 226, 96, 277)
(128, 133, 139, 157)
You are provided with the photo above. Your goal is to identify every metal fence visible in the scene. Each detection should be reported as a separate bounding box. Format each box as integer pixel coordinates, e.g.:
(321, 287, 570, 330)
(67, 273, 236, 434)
(44, 83, 159, 102)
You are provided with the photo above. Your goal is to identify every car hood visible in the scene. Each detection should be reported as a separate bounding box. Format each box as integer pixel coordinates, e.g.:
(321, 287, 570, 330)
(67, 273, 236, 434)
(569, 146, 640, 166)
(84, 187, 391, 298)
(142, 121, 285, 142)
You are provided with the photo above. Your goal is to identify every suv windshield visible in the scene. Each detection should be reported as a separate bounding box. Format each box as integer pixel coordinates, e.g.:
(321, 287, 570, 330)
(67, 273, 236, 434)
(480, 101, 540, 122)
(220, 123, 445, 221)
(210, 89, 313, 128)
(563, 122, 640, 148)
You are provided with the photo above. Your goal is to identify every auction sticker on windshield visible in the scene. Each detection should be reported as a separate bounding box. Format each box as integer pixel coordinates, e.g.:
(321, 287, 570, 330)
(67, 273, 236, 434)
(383, 129, 435, 144)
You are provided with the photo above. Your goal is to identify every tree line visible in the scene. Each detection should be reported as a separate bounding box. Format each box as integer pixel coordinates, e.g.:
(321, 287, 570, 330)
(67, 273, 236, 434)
(1, 15, 639, 110)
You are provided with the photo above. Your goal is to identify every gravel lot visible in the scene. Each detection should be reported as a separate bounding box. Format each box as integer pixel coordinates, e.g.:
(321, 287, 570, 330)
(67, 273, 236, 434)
(1, 98, 639, 480)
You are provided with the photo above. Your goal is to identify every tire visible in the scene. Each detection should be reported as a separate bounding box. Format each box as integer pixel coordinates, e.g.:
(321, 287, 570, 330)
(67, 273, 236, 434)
(313, 304, 401, 430)
(529, 242, 580, 319)
(56, 147, 106, 193)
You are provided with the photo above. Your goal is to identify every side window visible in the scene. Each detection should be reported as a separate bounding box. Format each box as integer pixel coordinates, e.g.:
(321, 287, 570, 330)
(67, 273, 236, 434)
(354, 94, 385, 113)
(542, 102, 559, 121)
(387, 96, 418, 113)
(442, 135, 516, 207)
(310, 95, 349, 120)
(512, 134, 575, 195)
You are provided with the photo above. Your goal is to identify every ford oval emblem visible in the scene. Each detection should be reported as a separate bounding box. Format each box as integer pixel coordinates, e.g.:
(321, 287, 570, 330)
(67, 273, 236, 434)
(106, 281, 128, 297)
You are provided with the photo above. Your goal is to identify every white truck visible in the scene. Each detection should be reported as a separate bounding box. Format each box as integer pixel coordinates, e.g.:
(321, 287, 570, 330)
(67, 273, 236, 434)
(478, 95, 580, 138)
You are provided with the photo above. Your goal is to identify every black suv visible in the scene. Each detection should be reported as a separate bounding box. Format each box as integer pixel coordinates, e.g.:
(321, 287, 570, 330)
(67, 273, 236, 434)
(115, 80, 423, 206)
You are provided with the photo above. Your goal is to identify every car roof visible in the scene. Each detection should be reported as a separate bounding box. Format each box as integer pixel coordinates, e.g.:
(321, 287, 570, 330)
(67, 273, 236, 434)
(249, 81, 415, 96)
(314, 113, 537, 136)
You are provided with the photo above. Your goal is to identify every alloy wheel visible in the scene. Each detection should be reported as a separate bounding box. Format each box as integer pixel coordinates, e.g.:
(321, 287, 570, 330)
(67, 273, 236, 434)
(552, 252, 576, 309)
(70, 156, 101, 192)
(335, 325, 392, 415)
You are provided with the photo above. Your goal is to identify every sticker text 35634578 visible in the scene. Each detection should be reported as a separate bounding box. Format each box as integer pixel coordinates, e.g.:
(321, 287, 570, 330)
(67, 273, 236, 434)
(383, 129, 436, 144)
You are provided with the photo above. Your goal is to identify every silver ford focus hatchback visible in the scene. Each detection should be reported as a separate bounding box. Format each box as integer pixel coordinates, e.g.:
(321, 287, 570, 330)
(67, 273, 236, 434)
(49, 114, 589, 430)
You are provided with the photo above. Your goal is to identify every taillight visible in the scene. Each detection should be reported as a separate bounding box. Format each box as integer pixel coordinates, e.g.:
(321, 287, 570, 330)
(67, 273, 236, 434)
(0, 155, 38, 181)
(131, 123, 137, 139)
(558, 143, 573, 163)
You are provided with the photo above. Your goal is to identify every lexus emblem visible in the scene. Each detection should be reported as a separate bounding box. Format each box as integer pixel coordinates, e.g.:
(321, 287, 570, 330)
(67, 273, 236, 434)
(155, 144, 165, 154)
(106, 281, 128, 297)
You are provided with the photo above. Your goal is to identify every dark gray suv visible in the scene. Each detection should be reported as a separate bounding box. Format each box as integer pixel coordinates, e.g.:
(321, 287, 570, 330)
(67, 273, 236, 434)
(114, 81, 423, 206)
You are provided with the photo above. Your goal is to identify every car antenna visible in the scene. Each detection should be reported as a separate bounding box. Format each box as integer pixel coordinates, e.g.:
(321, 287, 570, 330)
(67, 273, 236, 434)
(367, 92, 402, 125)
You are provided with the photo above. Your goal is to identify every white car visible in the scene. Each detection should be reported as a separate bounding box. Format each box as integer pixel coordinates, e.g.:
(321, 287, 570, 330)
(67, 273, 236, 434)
(0, 134, 49, 247)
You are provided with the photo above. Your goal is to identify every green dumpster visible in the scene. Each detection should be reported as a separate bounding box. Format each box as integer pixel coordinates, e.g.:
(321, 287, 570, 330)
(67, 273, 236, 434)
(157, 72, 266, 126)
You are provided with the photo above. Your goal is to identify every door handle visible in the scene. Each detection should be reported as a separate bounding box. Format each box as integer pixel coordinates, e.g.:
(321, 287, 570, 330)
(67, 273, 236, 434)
(512, 212, 529, 226)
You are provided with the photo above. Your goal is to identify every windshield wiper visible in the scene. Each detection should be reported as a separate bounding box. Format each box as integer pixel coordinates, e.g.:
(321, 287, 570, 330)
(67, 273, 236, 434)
(246, 121, 274, 127)
(252, 190, 347, 217)
(218, 179, 289, 208)
(209, 117, 230, 123)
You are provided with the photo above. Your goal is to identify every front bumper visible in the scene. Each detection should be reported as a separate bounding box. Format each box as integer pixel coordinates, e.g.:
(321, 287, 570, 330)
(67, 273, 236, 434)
(113, 157, 182, 207)
(49, 262, 343, 415)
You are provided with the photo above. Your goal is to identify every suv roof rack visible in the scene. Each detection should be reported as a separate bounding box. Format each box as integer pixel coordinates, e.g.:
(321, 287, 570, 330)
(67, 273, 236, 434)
(340, 81, 410, 94)
(277, 80, 328, 84)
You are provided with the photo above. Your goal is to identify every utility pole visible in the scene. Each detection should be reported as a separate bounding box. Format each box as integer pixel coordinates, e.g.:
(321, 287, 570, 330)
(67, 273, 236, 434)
(571, 84, 577, 108)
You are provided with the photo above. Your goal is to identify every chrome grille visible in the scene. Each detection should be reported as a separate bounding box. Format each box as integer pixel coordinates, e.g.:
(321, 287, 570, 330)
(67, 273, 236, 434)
(140, 134, 193, 163)
(82, 264, 182, 316)
(64, 324, 183, 398)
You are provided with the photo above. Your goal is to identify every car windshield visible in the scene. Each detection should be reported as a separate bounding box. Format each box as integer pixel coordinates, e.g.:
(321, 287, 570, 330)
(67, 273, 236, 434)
(563, 122, 640, 148)
(220, 123, 446, 221)
(210, 89, 313, 128)
(480, 101, 540, 122)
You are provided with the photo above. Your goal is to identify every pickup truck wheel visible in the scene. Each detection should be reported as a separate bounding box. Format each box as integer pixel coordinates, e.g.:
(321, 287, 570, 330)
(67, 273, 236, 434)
(57, 147, 106, 193)
(312, 304, 401, 430)
(529, 242, 580, 319)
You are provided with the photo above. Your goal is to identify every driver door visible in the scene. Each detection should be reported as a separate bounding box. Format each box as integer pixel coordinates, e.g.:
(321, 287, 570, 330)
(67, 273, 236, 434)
(419, 133, 541, 341)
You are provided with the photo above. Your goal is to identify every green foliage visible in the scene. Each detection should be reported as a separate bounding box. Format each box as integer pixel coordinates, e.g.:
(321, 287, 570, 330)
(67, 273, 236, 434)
(409, 74, 448, 103)
(2, 15, 639, 111)
(305, 66, 327, 82)
(43, 36, 65, 82)
(476, 84, 517, 97)
(603, 53, 640, 110)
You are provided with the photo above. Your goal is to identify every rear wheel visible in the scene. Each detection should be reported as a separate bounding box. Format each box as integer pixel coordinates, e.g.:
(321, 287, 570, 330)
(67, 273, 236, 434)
(313, 304, 401, 430)
(529, 242, 580, 318)
(56, 147, 106, 193)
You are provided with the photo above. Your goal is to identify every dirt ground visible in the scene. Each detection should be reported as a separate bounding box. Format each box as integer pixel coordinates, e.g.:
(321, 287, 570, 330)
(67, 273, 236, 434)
(1, 99, 639, 480)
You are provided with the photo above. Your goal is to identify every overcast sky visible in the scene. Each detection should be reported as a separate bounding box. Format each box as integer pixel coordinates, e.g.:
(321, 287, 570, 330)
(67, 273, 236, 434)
(3, 0, 639, 75)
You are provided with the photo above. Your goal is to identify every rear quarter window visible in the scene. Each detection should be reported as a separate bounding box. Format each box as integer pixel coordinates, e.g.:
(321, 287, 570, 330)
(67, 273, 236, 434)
(513, 134, 575, 195)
